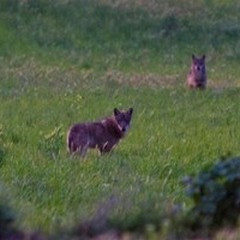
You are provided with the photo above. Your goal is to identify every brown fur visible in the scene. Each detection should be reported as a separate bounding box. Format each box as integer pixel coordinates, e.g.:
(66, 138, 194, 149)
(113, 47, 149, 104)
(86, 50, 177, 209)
(67, 108, 133, 157)
(187, 54, 207, 89)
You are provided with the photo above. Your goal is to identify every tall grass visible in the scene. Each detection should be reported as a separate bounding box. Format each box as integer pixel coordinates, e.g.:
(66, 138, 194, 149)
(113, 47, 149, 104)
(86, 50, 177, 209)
(0, 0, 240, 236)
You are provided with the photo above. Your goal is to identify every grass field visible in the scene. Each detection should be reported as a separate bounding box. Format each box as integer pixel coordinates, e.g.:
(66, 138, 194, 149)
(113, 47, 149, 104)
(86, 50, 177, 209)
(0, 0, 240, 238)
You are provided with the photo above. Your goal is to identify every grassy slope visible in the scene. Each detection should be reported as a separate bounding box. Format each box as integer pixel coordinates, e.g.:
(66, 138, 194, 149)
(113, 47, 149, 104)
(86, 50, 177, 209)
(0, 0, 240, 235)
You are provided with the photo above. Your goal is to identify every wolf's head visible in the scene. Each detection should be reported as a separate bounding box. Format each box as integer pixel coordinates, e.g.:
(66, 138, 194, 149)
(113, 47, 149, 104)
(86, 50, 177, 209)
(191, 54, 206, 73)
(113, 108, 133, 133)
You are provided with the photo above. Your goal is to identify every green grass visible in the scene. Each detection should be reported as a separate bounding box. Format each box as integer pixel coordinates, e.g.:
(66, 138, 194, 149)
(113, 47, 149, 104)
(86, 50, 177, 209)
(0, 0, 240, 237)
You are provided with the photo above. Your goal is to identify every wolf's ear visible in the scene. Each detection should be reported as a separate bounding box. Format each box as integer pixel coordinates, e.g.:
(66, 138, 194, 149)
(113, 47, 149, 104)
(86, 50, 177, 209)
(128, 108, 133, 115)
(114, 108, 120, 116)
(192, 54, 195, 60)
(202, 54, 206, 60)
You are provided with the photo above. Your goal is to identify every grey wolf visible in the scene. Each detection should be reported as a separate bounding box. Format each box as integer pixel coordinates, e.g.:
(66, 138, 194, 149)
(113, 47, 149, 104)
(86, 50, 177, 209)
(187, 54, 207, 89)
(67, 108, 133, 157)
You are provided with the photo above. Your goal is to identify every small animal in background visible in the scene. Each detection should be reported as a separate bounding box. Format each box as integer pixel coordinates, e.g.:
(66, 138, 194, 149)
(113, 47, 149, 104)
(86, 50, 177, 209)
(67, 107, 133, 157)
(187, 54, 207, 89)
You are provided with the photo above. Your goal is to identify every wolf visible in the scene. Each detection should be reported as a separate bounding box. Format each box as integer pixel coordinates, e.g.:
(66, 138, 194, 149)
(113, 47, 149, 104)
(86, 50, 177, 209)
(187, 54, 207, 89)
(67, 107, 133, 157)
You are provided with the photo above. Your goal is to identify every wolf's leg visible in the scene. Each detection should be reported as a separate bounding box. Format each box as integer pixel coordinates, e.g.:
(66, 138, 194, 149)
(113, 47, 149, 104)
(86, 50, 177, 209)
(78, 144, 88, 158)
(100, 142, 116, 154)
(197, 84, 206, 90)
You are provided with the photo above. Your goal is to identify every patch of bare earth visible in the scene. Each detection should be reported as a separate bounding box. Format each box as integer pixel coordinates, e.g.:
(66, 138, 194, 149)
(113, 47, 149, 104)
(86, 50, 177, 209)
(0, 57, 181, 91)
(104, 70, 180, 88)
(97, 0, 208, 18)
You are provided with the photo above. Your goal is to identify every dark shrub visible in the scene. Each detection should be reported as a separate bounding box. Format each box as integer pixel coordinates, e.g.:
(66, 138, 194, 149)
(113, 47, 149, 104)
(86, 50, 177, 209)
(185, 156, 240, 232)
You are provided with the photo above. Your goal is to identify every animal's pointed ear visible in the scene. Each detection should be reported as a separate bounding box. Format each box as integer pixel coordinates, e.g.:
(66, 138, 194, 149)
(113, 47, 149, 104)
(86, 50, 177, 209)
(202, 54, 206, 61)
(128, 108, 133, 115)
(114, 108, 120, 116)
(192, 54, 195, 60)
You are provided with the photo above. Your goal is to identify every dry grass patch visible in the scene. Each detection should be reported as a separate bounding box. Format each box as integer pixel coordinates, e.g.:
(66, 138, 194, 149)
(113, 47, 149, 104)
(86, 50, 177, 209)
(98, 0, 208, 18)
(104, 70, 180, 88)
